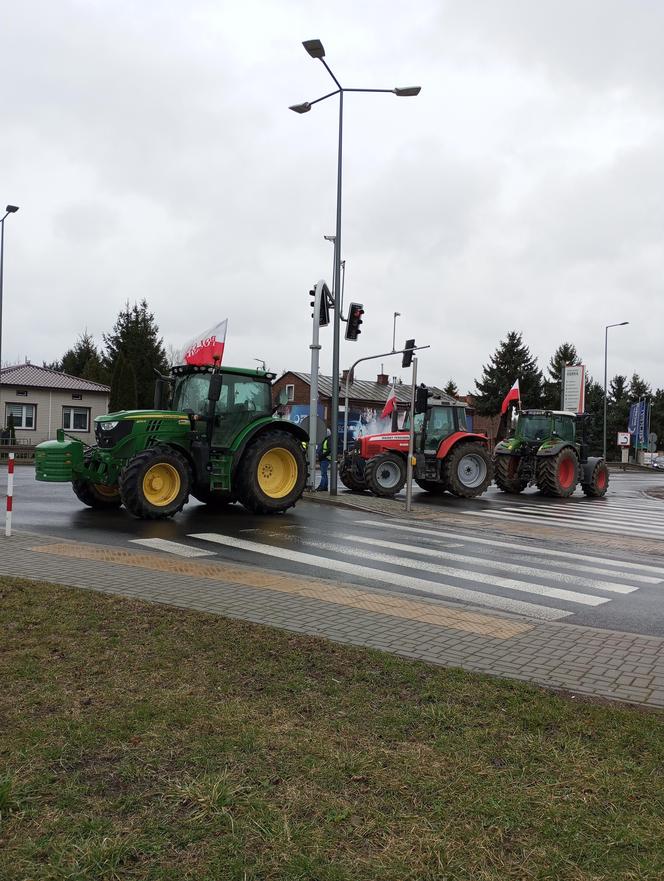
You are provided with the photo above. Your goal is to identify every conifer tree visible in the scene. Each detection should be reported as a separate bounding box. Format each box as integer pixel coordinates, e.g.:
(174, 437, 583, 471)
(59, 332, 108, 384)
(109, 353, 138, 412)
(443, 379, 459, 399)
(543, 342, 579, 410)
(103, 301, 168, 409)
(474, 331, 543, 415)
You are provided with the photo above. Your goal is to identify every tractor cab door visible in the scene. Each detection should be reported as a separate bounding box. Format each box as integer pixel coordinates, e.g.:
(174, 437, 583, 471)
(423, 406, 456, 453)
(212, 377, 272, 448)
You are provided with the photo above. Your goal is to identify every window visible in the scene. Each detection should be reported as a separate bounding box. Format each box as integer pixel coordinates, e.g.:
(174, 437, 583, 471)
(286, 384, 295, 402)
(15, 390, 28, 397)
(72, 393, 83, 401)
(6, 403, 36, 430)
(63, 406, 90, 432)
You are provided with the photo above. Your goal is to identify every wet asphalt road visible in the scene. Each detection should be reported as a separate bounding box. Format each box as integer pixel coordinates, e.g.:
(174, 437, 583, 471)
(5, 466, 664, 636)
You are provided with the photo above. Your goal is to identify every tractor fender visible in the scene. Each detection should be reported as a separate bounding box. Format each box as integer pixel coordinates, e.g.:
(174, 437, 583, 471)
(535, 441, 575, 458)
(494, 438, 521, 456)
(436, 432, 489, 460)
(581, 456, 604, 483)
(232, 419, 308, 467)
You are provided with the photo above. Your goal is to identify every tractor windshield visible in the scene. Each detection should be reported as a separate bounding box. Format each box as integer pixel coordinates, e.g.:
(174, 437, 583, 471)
(518, 415, 553, 443)
(172, 374, 212, 415)
(173, 374, 272, 417)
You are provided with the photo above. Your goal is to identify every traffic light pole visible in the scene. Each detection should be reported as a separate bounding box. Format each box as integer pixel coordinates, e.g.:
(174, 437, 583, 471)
(341, 345, 430, 453)
(307, 282, 328, 489)
(405, 356, 418, 513)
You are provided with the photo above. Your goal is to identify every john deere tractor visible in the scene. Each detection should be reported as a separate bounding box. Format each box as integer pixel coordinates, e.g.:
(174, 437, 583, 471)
(35, 365, 308, 518)
(340, 388, 493, 499)
(493, 409, 608, 498)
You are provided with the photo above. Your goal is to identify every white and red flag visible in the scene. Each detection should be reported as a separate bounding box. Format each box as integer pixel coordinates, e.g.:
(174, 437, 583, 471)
(501, 379, 520, 414)
(178, 320, 228, 366)
(381, 384, 398, 419)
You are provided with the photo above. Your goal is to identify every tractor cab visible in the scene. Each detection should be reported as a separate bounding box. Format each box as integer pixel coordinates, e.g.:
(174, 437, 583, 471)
(515, 410, 577, 449)
(406, 396, 469, 453)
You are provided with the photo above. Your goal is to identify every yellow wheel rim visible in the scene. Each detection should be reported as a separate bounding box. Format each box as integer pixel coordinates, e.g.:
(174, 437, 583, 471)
(94, 484, 120, 499)
(257, 447, 298, 499)
(142, 463, 181, 506)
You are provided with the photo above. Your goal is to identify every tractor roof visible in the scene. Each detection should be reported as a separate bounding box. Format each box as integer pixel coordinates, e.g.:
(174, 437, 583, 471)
(171, 364, 275, 380)
(521, 409, 578, 418)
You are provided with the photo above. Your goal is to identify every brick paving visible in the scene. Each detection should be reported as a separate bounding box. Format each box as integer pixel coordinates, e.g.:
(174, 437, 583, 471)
(4, 528, 664, 710)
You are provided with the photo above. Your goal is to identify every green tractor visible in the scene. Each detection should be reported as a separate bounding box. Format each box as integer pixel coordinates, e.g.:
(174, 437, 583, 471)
(35, 365, 308, 518)
(493, 409, 608, 498)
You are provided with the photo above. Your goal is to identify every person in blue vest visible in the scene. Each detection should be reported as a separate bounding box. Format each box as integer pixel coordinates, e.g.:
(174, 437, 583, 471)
(317, 428, 331, 491)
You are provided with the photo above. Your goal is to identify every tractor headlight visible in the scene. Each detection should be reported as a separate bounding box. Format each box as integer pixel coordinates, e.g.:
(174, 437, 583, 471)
(100, 421, 119, 431)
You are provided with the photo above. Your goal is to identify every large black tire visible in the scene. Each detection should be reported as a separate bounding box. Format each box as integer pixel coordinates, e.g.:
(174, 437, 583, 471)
(72, 477, 122, 509)
(235, 430, 307, 514)
(536, 448, 579, 498)
(582, 461, 609, 498)
(120, 445, 192, 519)
(365, 452, 407, 498)
(414, 478, 448, 495)
(339, 457, 367, 492)
(443, 442, 493, 498)
(494, 455, 528, 494)
(191, 487, 236, 508)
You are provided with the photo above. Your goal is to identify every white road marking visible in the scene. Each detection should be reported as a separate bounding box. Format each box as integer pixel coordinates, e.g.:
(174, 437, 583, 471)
(462, 509, 662, 539)
(334, 534, 636, 595)
(130, 538, 216, 558)
(360, 520, 664, 576)
(188, 532, 572, 621)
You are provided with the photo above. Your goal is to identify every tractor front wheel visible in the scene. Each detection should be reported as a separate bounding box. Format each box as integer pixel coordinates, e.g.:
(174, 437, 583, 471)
(536, 449, 579, 498)
(443, 443, 493, 498)
(120, 445, 192, 519)
(72, 478, 122, 510)
(339, 456, 367, 492)
(236, 430, 307, 514)
(365, 453, 407, 498)
(494, 455, 527, 494)
(582, 462, 609, 498)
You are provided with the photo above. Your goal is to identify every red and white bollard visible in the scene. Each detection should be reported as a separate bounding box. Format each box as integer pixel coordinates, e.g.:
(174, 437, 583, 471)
(5, 452, 14, 537)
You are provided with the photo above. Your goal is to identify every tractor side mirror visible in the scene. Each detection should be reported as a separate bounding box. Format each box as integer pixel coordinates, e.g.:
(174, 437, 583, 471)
(208, 374, 223, 402)
(154, 379, 170, 410)
(415, 384, 428, 414)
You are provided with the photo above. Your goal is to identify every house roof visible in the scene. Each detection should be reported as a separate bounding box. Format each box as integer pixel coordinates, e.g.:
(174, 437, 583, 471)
(287, 372, 461, 406)
(0, 364, 110, 393)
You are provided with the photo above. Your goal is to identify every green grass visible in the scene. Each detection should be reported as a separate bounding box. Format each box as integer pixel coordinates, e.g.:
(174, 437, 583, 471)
(1, 576, 664, 880)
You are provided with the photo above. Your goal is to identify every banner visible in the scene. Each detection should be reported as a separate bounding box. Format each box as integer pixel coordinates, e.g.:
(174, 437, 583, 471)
(178, 319, 228, 366)
(562, 365, 585, 413)
(628, 400, 647, 448)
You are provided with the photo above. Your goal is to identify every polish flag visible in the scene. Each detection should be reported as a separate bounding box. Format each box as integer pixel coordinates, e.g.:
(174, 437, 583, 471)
(501, 379, 520, 414)
(381, 384, 397, 418)
(178, 320, 228, 366)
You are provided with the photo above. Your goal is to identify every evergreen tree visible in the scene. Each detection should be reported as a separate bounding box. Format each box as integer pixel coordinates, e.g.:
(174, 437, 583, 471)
(584, 379, 605, 456)
(443, 379, 459, 398)
(59, 332, 108, 383)
(543, 342, 579, 410)
(629, 373, 652, 400)
(606, 375, 630, 460)
(103, 300, 168, 409)
(109, 353, 138, 412)
(650, 388, 664, 451)
(474, 331, 543, 416)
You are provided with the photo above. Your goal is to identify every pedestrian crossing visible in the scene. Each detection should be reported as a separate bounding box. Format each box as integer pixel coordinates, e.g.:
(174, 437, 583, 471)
(461, 495, 664, 541)
(131, 516, 664, 624)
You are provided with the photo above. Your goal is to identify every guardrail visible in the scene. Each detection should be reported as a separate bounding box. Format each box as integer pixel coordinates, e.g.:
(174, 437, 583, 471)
(0, 444, 36, 464)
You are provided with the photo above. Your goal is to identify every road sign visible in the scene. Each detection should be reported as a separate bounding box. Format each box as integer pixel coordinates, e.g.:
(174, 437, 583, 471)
(562, 364, 585, 413)
(617, 431, 631, 447)
(649, 432, 658, 453)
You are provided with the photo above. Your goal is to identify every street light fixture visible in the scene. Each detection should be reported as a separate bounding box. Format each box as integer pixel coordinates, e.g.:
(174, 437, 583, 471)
(291, 39, 420, 494)
(603, 320, 629, 460)
(0, 204, 20, 387)
(392, 312, 401, 352)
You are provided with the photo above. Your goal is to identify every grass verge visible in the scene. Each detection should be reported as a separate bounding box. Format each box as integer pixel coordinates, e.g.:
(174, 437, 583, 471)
(1, 575, 664, 880)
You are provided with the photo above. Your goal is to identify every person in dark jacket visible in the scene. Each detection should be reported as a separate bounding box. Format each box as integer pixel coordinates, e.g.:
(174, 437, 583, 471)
(317, 429, 331, 491)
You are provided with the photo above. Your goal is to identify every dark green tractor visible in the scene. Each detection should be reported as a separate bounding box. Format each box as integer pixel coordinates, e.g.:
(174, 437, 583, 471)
(493, 410, 609, 498)
(35, 365, 308, 518)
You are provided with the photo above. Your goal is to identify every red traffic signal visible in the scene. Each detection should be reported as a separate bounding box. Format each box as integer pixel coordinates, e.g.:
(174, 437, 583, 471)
(345, 302, 364, 341)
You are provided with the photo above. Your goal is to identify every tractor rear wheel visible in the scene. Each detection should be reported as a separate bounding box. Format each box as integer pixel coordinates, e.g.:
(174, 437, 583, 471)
(235, 430, 307, 514)
(339, 457, 367, 492)
(536, 448, 579, 498)
(120, 445, 192, 519)
(365, 453, 406, 498)
(582, 461, 609, 498)
(494, 455, 527, 494)
(72, 478, 122, 510)
(414, 478, 449, 495)
(443, 442, 492, 498)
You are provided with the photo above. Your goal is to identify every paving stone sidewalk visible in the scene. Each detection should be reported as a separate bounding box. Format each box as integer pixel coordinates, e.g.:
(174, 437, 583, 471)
(4, 529, 664, 710)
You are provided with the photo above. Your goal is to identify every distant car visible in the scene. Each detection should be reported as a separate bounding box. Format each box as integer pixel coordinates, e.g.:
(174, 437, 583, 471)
(653, 456, 664, 470)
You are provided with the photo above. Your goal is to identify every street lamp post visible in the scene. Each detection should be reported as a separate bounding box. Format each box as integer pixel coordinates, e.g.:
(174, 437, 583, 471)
(392, 312, 401, 352)
(0, 205, 20, 385)
(291, 39, 420, 494)
(603, 321, 629, 460)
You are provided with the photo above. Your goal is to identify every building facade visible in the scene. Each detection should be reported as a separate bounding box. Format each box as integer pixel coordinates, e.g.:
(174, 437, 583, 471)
(1, 364, 110, 446)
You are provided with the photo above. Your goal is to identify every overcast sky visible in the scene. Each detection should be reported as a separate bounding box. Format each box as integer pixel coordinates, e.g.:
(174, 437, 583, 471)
(2, 0, 662, 395)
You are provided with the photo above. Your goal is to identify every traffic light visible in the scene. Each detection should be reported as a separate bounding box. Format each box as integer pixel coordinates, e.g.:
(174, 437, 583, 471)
(345, 302, 364, 341)
(309, 281, 330, 327)
(415, 383, 429, 414)
(402, 338, 416, 368)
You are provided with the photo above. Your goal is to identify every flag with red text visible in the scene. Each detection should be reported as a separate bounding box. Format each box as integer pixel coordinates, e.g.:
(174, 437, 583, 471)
(178, 320, 228, 366)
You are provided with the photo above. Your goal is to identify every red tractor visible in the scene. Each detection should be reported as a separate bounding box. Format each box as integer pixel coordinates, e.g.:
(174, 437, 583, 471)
(340, 390, 493, 499)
